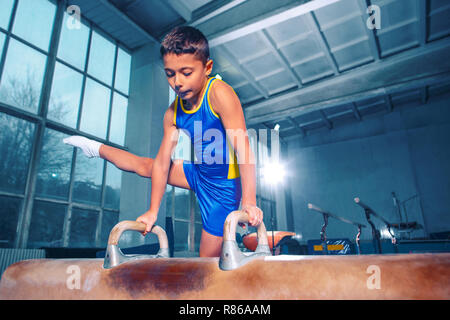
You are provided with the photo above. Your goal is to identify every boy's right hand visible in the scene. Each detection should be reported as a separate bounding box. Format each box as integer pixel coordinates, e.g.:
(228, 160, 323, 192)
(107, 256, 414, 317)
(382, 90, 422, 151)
(63, 135, 102, 158)
(136, 211, 158, 236)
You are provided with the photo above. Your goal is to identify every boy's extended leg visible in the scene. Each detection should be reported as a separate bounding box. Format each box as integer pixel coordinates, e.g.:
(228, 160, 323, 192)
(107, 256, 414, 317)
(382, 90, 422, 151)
(63, 136, 190, 189)
(99, 144, 152, 177)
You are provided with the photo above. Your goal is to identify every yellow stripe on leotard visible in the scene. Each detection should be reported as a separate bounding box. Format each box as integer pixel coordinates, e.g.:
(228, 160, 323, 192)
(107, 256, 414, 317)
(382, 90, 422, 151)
(207, 78, 220, 119)
(173, 96, 178, 126)
(227, 138, 240, 179)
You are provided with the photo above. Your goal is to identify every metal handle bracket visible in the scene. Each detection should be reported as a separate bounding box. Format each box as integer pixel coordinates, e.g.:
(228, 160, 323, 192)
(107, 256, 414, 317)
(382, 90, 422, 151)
(219, 211, 271, 271)
(103, 220, 170, 269)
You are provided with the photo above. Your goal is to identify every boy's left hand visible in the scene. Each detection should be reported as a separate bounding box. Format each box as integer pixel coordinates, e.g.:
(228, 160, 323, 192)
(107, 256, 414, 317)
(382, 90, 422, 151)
(242, 204, 263, 227)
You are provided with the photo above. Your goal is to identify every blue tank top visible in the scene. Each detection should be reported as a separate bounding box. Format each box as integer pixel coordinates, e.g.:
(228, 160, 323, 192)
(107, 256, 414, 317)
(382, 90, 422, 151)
(173, 77, 240, 180)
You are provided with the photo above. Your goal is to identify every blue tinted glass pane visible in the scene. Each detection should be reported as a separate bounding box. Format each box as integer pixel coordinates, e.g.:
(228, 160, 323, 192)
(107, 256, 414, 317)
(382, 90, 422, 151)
(0, 112, 35, 194)
(12, 0, 56, 51)
(69, 207, 98, 248)
(109, 93, 127, 145)
(100, 210, 119, 247)
(175, 188, 190, 220)
(88, 31, 115, 85)
(0, 196, 21, 248)
(104, 162, 121, 210)
(195, 222, 202, 251)
(166, 187, 173, 217)
(0, 0, 14, 30)
(174, 220, 189, 252)
(80, 78, 111, 139)
(194, 198, 201, 223)
(72, 149, 104, 205)
(35, 129, 73, 200)
(57, 12, 89, 70)
(0, 32, 5, 57)
(0, 39, 47, 113)
(28, 201, 66, 248)
(115, 48, 131, 94)
(47, 62, 83, 128)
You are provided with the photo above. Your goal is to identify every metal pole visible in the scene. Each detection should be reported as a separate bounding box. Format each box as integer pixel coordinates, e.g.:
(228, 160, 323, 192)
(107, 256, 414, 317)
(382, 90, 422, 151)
(392, 192, 403, 223)
(320, 213, 329, 255)
(270, 182, 275, 256)
(356, 225, 362, 255)
(364, 208, 382, 254)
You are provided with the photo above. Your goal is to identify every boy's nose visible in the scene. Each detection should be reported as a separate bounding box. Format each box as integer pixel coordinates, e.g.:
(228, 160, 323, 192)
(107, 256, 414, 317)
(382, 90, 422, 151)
(174, 76, 183, 89)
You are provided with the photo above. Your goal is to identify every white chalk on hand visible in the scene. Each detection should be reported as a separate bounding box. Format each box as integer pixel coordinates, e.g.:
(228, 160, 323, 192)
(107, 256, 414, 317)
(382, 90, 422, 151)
(63, 135, 101, 158)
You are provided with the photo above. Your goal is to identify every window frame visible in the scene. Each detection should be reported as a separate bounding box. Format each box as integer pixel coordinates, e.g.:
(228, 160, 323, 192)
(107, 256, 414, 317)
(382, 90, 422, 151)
(0, 0, 132, 249)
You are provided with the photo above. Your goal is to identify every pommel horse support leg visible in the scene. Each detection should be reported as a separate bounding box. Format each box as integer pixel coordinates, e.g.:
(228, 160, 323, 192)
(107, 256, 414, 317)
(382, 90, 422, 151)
(1, 215, 449, 299)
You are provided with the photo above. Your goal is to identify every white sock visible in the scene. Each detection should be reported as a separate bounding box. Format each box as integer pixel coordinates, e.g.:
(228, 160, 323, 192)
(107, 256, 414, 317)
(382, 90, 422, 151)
(63, 135, 102, 158)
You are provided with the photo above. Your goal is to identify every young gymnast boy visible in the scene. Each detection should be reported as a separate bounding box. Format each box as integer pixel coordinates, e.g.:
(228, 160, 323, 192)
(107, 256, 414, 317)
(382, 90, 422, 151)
(64, 26, 262, 257)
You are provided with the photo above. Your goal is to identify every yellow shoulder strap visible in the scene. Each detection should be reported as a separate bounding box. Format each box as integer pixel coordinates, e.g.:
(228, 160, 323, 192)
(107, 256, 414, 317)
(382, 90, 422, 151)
(173, 96, 178, 126)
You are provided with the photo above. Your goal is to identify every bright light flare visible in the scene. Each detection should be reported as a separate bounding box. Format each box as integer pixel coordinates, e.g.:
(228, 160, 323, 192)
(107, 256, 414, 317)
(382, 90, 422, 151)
(261, 161, 286, 185)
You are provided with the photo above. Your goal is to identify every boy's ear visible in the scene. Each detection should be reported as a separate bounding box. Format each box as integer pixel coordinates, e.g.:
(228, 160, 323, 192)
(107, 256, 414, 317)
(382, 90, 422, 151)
(205, 59, 213, 76)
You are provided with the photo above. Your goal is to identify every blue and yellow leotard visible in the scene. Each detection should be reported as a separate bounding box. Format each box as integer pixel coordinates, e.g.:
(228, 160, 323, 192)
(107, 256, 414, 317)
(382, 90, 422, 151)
(173, 77, 241, 237)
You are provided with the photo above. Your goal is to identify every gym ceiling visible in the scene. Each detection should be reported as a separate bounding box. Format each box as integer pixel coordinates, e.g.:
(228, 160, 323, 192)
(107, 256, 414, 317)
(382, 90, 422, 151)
(67, 0, 450, 141)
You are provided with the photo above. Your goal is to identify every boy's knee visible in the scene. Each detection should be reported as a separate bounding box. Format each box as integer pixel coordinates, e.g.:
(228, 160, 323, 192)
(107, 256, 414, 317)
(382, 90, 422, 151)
(137, 157, 153, 177)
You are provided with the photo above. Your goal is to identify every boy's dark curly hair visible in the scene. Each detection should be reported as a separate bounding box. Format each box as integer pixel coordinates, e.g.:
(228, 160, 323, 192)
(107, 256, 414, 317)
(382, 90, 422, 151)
(160, 26, 210, 64)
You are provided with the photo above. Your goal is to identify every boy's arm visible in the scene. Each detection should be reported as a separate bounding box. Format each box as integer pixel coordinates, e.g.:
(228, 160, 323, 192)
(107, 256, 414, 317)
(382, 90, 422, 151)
(136, 105, 179, 235)
(209, 80, 263, 227)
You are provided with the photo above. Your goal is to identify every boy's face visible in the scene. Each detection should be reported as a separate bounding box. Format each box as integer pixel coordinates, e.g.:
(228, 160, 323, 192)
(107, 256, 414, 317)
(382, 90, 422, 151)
(163, 53, 213, 102)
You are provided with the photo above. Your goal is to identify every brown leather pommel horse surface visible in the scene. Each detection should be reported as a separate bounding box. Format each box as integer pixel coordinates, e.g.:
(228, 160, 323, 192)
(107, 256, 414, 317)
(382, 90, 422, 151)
(0, 211, 449, 300)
